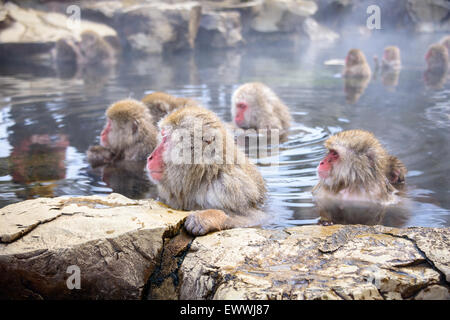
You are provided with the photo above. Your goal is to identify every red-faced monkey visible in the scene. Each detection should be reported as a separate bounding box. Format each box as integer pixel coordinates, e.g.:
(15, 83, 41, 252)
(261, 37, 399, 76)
(146, 105, 267, 236)
(231, 82, 291, 139)
(87, 99, 158, 167)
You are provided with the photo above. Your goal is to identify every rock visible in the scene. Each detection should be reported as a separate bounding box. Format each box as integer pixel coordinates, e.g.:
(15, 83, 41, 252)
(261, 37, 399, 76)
(1, 195, 449, 300)
(0, 193, 188, 299)
(0, 2, 118, 59)
(250, 0, 318, 33)
(197, 10, 244, 48)
(83, 1, 202, 54)
(406, 0, 450, 32)
(178, 225, 450, 300)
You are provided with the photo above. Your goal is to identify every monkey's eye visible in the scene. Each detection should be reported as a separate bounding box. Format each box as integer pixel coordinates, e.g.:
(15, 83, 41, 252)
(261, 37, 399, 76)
(329, 150, 339, 160)
(237, 102, 246, 109)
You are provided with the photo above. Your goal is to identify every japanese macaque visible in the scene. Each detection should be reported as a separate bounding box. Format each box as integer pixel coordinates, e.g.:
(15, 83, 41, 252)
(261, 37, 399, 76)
(343, 49, 372, 78)
(231, 82, 292, 139)
(381, 46, 401, 71)
(313, 130, 409, 227)
(87, 99, 158, 167)
(141, 92, 198, 125)
(425, 43, 449, 72)
(146, 105, 267, 236)
(53, 30, 117, 66)
(424, 43, 449, 89)
(79, 30, 117, 65)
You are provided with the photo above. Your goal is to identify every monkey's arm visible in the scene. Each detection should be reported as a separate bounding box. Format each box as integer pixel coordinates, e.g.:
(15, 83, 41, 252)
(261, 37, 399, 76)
(184, 208, 265, 236)
(87, 145, 115, 167)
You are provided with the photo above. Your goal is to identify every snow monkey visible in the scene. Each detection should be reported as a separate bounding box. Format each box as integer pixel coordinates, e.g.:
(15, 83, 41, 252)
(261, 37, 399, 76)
(231, 82, 292, 139)
(87, 99, 158, 167)
(141, 92, 198, 125)
(146, 105, 267, 236)
(344, 49, 372, 78)
(312, 130, 408, 225)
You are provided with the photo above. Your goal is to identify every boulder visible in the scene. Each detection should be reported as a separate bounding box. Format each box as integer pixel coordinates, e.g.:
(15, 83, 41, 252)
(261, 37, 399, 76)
(406, 0, 450, 32)
(197, 10, 244, 48)
(0, 2, 117, 59)
(83, 1, 202, 54)
(177, 225, 449, 300)
(0, 193, 189, 299)
(1, 194, 449, 300)
(250, 0, 318, 33)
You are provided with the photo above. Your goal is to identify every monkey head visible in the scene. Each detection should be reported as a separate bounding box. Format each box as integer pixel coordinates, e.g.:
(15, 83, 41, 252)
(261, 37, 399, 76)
(345, 49, 368, 67)
(317, 130, 391, 198)
(425, 44, 449, 70)
(101, 99, 152, 152)
(147, 106, 230, 184)
(383, 46, 400, 63)
(231, 83, 275, 130)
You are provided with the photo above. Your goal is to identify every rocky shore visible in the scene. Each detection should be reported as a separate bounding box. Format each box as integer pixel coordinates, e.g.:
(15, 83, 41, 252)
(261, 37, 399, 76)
(1, 194, 448, 300)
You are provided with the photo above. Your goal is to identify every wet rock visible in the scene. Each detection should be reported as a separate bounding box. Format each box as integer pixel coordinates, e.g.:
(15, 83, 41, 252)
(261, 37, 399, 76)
(83, 1, 202, 54)
(0, 193, 188, 299)
(1, 195, 448, 300)
(179, 225, 450, 300)
(197, 10, 244, 48)
(406, 0, 450, 32)
(250, 0, 318, 33)
(0, 2, 117, 59)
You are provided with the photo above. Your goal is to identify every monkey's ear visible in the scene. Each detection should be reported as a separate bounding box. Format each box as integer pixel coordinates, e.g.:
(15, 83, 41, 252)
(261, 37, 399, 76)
(132, 120, 139, 134)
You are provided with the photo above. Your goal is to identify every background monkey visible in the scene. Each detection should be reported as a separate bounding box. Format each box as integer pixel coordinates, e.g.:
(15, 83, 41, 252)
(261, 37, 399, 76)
(141, 92, 198, 125)
(343, 49, 372, 78)
(424, 43, 449, 89)
(87, 99, 158, 167)
(146, 105, 267, 236)
(231, 82, 292, 139)
(313, 130, 409, 226)
(381, 46, 401, 71)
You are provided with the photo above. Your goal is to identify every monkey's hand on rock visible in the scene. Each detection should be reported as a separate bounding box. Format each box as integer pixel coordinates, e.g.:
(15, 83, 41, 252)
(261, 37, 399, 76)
(184, 209, 230, 236)
(87, 145, 115, 167)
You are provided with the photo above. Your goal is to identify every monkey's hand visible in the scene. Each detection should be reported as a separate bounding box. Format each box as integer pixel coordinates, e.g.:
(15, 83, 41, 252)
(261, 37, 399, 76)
(184, 209, 229, 236)
(87, 145, 114, 167)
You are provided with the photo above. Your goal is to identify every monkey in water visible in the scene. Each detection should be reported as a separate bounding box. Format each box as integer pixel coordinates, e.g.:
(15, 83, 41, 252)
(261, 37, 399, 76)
(87, 99, 158, 167)
(343, 49, 372, 78)
(312, 130, 409, 226)
(146, 105, 267, 236)
(141, 92, 198, 125)
(231, 82, 292, 140)
(424, 43, 449, 89)
(373, 46, 401, 88)
(54, 30, 117, 66)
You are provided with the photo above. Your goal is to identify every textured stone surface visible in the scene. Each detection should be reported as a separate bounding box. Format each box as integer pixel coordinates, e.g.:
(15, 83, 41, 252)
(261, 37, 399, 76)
(1, 194, 448, 300)
(0, 193, 188, 299)
(179, 225, 450, 300)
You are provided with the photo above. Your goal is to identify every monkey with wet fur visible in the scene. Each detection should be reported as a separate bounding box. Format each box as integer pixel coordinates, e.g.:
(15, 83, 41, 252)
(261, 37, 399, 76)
(343, 49, 372, 78)
(141, 92, 198, 125)
(231, 82, 292, 139)
(146, 105, 267, 236)
(87, 99, 158, 167)
(313, 130, 409, 226)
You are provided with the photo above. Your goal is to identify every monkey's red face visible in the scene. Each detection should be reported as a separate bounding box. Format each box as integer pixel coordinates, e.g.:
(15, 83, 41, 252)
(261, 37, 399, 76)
(147, 135, 167, 182)
(100, 119, 112, 147)
(234, 102, 248, 126)
(318, 150, 339, 180)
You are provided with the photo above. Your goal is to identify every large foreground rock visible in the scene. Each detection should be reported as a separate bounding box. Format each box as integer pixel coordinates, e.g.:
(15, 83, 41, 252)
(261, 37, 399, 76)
(0, 194, 189, 299)
(0, 2, 117, 58)
(178, 226, 450, 300)
(1, 194, 449, 300)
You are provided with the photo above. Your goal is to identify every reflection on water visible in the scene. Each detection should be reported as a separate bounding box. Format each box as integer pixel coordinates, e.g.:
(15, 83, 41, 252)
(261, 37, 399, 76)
(0, 33, 449, 228)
